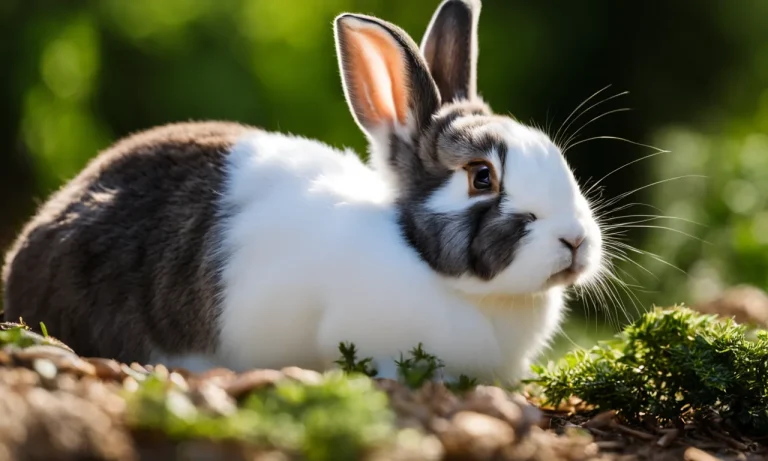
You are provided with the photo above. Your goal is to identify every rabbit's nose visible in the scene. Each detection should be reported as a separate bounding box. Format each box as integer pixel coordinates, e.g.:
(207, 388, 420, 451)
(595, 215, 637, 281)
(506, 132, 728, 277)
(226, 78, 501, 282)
(559, 235, 585, 252)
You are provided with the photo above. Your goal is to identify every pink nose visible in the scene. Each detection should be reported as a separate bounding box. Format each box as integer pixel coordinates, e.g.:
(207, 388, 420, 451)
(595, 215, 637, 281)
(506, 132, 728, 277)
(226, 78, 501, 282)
(560, 235, 585, 251)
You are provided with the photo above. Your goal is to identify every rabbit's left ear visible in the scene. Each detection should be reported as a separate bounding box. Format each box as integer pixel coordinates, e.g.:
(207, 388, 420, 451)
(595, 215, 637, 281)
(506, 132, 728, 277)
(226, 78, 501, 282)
(420, 0, 481, 103)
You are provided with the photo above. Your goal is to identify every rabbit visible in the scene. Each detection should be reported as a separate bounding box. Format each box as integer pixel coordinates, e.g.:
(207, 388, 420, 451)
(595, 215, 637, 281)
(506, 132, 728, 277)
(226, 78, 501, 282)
(2, 0, 604, 385)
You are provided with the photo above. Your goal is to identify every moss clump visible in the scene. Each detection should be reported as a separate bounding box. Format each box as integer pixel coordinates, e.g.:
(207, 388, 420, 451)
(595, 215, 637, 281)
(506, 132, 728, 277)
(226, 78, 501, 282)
(123, 370, 397, 461)
(529, 306, 768, 435)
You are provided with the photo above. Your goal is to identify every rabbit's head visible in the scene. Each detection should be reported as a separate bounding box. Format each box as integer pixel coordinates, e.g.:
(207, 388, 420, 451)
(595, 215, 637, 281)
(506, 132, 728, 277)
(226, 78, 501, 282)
(335, 0, 603, 296)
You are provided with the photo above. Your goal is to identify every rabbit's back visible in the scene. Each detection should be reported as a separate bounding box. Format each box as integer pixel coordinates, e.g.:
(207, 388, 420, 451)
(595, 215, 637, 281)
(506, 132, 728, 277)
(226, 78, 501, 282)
(2, 121, 254, 363)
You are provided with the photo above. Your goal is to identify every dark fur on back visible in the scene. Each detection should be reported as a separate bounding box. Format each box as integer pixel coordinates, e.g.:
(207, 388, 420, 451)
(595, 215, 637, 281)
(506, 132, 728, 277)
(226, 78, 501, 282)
(2, 121, 252, 363)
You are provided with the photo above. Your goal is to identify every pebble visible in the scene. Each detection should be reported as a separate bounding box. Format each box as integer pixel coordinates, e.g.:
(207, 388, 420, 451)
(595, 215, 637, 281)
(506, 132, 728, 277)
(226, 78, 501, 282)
(119, 364, 146, 382)
(152, 364, 169, 380)
(222, 369, 285, 398)
(33, 359, 58, 381)
(281, 366, 323, 385)
(191, 381, 237, 417)
(436, 411, 515, 459)
(169, 372, 190, 392)
(87, 358, 124, 381)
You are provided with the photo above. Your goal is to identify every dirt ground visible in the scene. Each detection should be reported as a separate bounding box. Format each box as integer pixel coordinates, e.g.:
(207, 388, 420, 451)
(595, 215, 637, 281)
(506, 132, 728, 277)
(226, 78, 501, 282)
(1, 324, 766, 461)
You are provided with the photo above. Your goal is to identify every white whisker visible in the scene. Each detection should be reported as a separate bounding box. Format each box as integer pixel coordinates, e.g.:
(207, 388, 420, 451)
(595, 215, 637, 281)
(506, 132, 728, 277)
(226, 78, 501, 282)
(562, 108, 633, 152)
(553, 84, 613, 147)
(557, 91, 629, 149)
(592, 175, 707, 214)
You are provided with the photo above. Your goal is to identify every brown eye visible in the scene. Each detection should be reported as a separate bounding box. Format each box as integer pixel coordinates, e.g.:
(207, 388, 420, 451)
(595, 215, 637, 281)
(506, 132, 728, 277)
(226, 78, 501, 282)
(466, 161, 498, 196)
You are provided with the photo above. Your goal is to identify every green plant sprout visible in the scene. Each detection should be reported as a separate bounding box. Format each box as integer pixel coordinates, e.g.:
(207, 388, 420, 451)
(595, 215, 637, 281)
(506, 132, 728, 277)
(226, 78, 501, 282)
(334, 342, 379, 377)
(394, 343, 445, 389)
(335, 342, 479, 392)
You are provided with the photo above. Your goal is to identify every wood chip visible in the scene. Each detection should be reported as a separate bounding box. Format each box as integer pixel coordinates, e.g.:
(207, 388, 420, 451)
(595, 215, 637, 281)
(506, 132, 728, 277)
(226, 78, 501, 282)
(684, 447, 721, 461)
(615, 423, 656, 441)
(584, 410, 616, 429)
(657, 428, 680, 447)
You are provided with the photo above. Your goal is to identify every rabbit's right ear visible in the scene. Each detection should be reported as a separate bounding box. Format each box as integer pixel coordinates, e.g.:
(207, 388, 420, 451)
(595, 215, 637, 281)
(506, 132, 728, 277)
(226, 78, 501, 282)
(335, 14, 440, 148)
(420, 0, 481, 103)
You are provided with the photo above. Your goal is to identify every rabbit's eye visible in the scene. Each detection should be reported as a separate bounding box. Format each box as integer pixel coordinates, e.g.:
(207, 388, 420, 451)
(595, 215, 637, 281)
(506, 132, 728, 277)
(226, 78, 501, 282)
(473, 167, 491, 189)
(465, 161, 498, 196)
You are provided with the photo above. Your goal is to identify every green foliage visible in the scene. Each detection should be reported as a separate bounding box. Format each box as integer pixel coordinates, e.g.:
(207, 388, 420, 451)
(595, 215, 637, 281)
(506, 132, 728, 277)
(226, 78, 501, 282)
(639, 125, 768, 308)
(0, 321, 63, 349)
(0, 323, 37, 348)
(394, 343, 445, 389)
(445, 374, 479, 394)
(125, 370, 397, 461)
(334, 342, 378, 377)
(335, 342, 479, 392)
(529, 306, 768, 435)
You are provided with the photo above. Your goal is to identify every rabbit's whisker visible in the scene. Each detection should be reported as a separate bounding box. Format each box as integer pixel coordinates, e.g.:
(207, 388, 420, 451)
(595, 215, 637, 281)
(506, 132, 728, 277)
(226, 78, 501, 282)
(553, 84, 613, 147)
(561, 107, 633, 152)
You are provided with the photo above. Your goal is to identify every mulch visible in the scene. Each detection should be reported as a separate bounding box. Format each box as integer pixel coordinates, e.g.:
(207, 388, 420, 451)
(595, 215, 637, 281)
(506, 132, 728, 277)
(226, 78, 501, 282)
(0, 323, 766, 461)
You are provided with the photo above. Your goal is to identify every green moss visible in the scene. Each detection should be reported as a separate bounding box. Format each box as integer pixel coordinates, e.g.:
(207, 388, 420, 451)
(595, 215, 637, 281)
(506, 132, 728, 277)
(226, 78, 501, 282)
(528, 306, 768, 435)
(124, 370, 398, 461)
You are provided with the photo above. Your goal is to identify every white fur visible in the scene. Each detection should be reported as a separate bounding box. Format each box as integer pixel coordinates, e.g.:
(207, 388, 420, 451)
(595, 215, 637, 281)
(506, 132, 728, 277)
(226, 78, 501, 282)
(155, 121, 599, 386)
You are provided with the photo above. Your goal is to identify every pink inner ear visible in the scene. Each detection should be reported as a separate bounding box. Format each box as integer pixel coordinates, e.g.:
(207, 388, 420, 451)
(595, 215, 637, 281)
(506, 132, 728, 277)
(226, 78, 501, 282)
(344, 25, 409, 126)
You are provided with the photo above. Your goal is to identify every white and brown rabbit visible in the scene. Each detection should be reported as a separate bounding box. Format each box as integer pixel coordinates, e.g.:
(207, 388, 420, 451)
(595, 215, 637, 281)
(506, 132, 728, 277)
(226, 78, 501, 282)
(2, 0, 603, 385)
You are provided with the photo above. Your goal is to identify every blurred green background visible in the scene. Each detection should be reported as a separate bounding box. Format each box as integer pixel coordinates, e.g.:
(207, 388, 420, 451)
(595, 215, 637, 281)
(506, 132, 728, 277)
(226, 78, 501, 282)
(2, 0, 768, 360)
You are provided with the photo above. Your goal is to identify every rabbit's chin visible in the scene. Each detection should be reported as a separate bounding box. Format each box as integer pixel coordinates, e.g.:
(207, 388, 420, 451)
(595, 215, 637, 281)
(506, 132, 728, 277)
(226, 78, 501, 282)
(442, 273, 559, 299)
(545, 266, 593, 289)
(442, 252, 603, 299)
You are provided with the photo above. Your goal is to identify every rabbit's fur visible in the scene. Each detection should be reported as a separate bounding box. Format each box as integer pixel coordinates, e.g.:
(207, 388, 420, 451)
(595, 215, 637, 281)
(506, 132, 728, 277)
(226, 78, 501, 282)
(3, 0, 603, 385)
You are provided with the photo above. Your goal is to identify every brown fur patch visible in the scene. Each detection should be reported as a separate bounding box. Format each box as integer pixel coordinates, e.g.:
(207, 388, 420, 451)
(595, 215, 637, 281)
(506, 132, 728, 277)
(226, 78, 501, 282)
(2, 121, 254, 363)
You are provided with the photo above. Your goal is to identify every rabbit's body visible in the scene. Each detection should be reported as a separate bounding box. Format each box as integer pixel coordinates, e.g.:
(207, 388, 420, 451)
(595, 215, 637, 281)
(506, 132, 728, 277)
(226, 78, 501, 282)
(3, 119, 562, 383)
(3, 0, 604, 385)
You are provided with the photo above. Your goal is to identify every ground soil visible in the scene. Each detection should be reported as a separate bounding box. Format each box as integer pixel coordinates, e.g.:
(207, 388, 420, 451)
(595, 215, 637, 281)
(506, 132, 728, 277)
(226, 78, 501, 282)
(1, 323, 766, 461)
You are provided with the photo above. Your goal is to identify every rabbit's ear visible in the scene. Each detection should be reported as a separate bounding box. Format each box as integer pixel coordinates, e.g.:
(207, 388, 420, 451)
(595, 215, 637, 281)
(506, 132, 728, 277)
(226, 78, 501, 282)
(420, 0, 481, 103)
(335, 13, 440, 145)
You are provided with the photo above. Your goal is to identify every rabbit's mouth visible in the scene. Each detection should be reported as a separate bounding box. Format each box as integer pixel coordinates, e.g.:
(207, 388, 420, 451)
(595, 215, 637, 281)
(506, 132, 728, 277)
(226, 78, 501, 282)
(546, 262, 587, 287)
